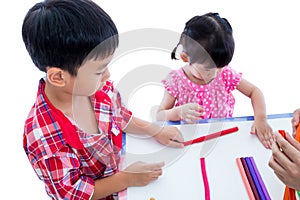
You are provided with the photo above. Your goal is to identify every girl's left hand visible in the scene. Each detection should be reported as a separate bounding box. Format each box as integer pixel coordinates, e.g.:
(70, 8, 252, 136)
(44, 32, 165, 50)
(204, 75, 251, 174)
(251, 119, 273, 149)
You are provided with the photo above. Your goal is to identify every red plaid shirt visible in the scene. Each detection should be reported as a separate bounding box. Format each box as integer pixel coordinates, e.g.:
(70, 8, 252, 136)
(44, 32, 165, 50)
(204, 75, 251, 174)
(23, 78, 132, 200)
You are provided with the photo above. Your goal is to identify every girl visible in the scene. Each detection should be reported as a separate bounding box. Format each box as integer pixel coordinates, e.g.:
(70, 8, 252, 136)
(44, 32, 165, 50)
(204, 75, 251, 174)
(156, 12, 273, 148)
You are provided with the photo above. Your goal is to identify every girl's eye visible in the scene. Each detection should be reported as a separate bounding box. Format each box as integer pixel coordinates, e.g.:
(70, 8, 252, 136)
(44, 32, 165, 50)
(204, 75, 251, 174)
(95, 72, 103, 75)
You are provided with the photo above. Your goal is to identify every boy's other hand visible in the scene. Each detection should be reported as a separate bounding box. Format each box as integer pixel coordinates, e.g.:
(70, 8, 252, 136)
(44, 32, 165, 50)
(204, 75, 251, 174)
(123, 161, 165, 186)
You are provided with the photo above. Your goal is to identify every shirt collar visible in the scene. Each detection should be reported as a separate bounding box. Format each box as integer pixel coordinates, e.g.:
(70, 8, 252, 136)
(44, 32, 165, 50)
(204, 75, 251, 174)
(37, 78, 84, 149)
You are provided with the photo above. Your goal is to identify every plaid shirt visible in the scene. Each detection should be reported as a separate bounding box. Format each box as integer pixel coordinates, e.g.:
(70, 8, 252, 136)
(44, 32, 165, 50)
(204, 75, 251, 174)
(23, 78, 132, 200)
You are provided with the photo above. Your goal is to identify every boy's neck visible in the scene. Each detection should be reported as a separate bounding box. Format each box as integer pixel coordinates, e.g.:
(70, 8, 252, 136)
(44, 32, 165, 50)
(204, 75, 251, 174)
(44, 80, 99, 134)
(44, 79, 74, 116)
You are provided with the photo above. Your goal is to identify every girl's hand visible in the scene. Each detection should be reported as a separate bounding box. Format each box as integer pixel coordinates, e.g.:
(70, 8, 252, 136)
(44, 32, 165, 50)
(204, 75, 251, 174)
(251, 119, 273, 149)
(123, 161, 165, 187)
(153, 126, 184, 148)
(179, 103, 203, 123)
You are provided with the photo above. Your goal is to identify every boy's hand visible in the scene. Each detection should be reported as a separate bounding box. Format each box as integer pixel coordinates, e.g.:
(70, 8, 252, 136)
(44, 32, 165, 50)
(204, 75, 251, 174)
(179, 103, 203, 123)
(251, 119, 273, 149)
(123, 161, 165, 186)
(153, 126, 184, 148)
(123, 117, 184, 148)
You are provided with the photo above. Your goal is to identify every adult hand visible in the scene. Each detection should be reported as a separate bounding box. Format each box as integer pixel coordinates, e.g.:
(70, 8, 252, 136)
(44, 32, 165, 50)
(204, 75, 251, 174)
(269, 131, 300, 191)
(292, 108, 300, 134)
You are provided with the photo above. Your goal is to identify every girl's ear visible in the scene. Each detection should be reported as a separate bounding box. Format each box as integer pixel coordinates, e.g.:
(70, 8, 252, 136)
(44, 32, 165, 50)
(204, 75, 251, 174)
(180, 52, 189, 63)
(46, 67, 66, 87)
(217, 68, 223, 74)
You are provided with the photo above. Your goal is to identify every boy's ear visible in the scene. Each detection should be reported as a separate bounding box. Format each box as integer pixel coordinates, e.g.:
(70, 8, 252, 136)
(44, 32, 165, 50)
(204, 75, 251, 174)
(180, 52, 189, 63)
(46, 67, 66, 87)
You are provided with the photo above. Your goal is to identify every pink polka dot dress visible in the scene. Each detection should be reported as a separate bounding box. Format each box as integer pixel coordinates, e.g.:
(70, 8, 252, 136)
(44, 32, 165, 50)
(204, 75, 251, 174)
(162, 66, 242, 119)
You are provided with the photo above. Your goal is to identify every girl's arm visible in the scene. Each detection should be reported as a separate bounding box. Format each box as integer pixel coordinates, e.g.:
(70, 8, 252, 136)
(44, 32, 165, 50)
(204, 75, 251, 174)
(237, 78, 273, 148)
(237, 78, 267, 120)
(156, 91, 203, 123)
(156, 91, 180, 121)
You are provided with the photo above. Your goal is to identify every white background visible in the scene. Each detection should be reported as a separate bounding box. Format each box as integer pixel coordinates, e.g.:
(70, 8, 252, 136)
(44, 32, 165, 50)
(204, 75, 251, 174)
(0, 0, 299, 199)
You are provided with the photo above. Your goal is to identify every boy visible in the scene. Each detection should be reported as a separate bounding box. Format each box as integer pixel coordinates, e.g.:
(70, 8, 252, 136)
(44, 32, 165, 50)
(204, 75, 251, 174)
(22, 0, 183, 199)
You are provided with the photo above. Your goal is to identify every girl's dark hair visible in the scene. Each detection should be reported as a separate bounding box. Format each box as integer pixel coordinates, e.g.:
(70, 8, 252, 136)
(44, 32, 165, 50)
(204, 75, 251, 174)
(171, 12, 234, 68)
(22, 0, 118, 76)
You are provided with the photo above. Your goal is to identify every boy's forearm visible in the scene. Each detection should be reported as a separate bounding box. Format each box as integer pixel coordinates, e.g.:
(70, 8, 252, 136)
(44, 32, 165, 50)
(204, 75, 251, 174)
(91, 172, 129, 200)
(124, 116, 161, 137)
(156, 107, 181, 122)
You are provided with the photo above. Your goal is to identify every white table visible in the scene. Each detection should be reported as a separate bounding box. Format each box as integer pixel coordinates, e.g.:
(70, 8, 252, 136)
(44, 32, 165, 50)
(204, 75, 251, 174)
(123, 114, 293, 199)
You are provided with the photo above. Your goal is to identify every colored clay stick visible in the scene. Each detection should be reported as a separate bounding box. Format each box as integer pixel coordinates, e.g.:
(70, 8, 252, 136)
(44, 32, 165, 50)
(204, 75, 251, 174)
(241, 157, 260, 200)
(200, 157, 210, 200)
(284, 188, 289, 200)
(278, 130, 286, 139)
(183, 127, 239, 146)
(283, 187, 296, 200)
(236, 158, 256, 200)
(245, 157, 266, 200)
(249, 157, 271, 200)
(289, 188, 296, 200)
(296, 123, 300, 142)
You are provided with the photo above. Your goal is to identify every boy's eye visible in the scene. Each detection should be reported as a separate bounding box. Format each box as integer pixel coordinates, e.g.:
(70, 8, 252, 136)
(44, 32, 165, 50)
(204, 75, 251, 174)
(95, 69, 106, 76)
(95, 66, 108, 76)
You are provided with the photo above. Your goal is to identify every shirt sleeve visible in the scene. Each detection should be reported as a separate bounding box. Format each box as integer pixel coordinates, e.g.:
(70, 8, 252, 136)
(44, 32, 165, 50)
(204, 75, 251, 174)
(111, 88, 132, 130)
(221, 66, 242, 92)
(33, 146, 95, 200)
(161, 70, 180, 98)
(96, 80, 133, 130)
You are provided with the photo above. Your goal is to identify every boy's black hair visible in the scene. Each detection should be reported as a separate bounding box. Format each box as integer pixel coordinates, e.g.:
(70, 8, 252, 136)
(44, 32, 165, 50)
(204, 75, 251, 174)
(171, 12, 234, 68)
(22, 0, 118, 76)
